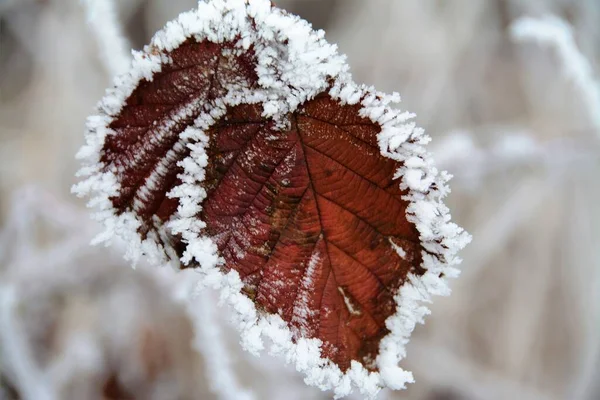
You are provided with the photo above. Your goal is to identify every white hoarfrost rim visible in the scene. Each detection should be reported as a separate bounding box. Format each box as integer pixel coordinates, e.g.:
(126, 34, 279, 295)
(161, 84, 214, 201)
(73, 0, 471, 398)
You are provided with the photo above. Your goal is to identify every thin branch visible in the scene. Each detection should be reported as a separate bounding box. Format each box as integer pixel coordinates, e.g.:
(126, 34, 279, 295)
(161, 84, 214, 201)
(189, 288, 255, 400)
(511, 15, 600, 136)
(0, 286, 57, 400)
(80, 0, 131, 78)
(409, 339, 552, 400)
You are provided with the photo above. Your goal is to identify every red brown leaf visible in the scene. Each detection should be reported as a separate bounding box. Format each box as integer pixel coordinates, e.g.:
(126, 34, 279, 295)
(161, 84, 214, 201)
(74, 1, 470, 397)
(200, 94, 423, 370)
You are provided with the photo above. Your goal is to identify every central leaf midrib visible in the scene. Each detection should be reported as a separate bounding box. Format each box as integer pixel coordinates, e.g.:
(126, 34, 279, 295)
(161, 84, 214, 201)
(294, 113, 406, 345)
(294, 113, 372, 355)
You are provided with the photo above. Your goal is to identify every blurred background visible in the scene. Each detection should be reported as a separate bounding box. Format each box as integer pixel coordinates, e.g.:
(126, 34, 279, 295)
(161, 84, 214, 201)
(1, 0, 599, 399)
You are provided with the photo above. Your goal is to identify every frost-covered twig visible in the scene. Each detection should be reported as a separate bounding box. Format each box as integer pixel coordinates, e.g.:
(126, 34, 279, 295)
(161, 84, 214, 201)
(0, 286, 56, 400)
(80, 0, 131, 77)
(432, 129, 600, 189)
(0, 189, 37, 264)
(0, 187, 99, 278)
(190, 289, 255, 400)
(461, 176, 551, 280)
(0, 186, 223, 399)
(510, 15, 600, 134)
(563, 175, 600, 400)
(409, 339, 552, 400)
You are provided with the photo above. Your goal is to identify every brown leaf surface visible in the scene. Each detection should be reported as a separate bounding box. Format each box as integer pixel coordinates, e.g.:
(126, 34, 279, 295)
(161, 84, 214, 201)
(198, 93, 423, 370)
(101, 39, 257, 239)
(100, 39, 425, 372)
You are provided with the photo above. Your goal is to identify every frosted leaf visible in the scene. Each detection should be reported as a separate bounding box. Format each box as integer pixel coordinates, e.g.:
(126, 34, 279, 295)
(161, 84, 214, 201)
(74, 0, 470, 397)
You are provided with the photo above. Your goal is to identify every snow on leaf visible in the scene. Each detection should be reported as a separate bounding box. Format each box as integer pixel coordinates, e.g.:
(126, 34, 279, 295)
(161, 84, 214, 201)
(74, 0, 470, 397)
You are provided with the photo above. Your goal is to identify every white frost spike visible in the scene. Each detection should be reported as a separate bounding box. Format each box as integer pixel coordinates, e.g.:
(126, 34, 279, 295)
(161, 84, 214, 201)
(388, 238, 407, 260)
(73, 0, 471, 398)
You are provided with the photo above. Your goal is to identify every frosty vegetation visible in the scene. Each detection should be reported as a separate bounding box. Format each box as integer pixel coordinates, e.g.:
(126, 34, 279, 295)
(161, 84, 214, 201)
(73, 0, 470, 397)
(1, 1, 600, 400)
